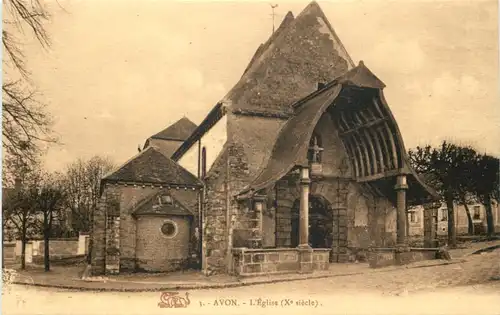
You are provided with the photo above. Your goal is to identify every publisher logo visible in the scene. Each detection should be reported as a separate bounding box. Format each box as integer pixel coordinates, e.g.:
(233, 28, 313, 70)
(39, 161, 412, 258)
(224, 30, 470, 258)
(158, 291, 191, 308)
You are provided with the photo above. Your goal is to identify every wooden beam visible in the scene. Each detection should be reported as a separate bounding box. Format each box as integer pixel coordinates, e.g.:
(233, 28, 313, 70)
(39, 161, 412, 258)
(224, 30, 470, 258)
(356, 168, 402, 183)
(383, 121, 400, 170)
(363, 128, 379, 175)
(369, 126, 386, 173)
(343, 136, 361, 178)
(339, 117, 388, 137)
(376, 126, 395, 170)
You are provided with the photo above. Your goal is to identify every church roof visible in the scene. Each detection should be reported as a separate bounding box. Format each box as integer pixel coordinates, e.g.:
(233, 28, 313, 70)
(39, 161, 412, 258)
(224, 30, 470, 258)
(239, 61, 440, 205)
(150, 117, 197, 141)
(172, 1, 356, 161)
(132, 192, 194, 217)
(337, 61, 386, 89)
(102, 146, 202, 187)
(221, 0, 355, 115)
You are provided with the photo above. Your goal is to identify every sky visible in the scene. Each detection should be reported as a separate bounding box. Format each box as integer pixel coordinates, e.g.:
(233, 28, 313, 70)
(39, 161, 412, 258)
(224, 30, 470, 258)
(10, 0, 500, 171)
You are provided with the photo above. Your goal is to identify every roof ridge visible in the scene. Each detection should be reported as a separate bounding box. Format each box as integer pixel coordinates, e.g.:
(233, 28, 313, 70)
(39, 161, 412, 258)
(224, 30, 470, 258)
(296, 1, 355, 68)
(103, 146, 155, 180)
(150, 117, 198, 141)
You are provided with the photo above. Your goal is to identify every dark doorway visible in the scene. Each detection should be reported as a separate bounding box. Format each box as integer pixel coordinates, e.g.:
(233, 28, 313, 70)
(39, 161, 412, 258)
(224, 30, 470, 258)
(291, 195, 333, 248)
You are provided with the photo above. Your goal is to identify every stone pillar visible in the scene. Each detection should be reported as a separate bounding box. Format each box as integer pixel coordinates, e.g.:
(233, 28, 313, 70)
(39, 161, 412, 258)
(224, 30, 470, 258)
(394, 175, 408, 245)
(248, 194, 265, 248)
(394, 175, 410, 265)
(105, 215, 121, 274)
(91, 197, 107, 275)
(297, 167, 313, 273)
(424, 206, 438, 248)
(299, 167, 311, 248)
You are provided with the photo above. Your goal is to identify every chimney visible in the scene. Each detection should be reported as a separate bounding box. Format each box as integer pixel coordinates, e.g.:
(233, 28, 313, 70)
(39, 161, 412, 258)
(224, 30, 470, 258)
(14, 178, 22, 192)
(317, 82, 326, 90)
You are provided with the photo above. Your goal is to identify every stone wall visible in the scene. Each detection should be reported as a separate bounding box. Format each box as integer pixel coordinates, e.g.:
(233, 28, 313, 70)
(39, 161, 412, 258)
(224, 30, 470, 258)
(91, 184, 200, 275)
(232, 248, 329, 276)
(3, 243, 16, 265)
(36, 239, 79, 258)
(136, 215, 191, 272)
(367, 248, 438, 268)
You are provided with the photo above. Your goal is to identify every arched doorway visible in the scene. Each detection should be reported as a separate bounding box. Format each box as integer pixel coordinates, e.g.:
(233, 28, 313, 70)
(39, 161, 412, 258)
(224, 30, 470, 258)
(291, 195, 333, 249)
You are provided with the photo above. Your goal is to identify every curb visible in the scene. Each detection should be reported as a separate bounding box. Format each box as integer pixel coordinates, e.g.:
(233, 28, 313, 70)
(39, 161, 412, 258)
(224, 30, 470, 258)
(11, 259, 465, 293)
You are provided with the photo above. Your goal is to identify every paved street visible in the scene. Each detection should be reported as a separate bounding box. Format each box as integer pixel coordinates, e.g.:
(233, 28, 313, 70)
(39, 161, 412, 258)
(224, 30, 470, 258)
(3, 249, 499, 315)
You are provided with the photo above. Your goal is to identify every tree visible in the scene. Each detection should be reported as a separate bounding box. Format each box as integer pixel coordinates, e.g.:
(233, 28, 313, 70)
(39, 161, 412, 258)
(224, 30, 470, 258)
(30, 172, 66, 272)
(471, 154, 499, 237)
(408, 141, 481, 247)
(2, 170, 39, 270)
(63, 156, 116, 233)
(2, 0, 56, 167)
(62, 156, 115, 263)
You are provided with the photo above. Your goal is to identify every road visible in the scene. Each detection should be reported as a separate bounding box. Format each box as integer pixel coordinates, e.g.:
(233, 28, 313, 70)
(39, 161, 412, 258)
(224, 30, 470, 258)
(3, 250, 499, 315)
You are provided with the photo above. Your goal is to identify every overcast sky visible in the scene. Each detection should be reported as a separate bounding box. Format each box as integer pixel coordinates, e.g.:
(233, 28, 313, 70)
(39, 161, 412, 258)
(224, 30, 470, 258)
(15, 0, 499, 171)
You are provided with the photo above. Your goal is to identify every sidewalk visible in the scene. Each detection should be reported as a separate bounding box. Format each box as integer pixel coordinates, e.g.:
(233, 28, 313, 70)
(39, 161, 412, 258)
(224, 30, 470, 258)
(8, 257, 466, 292)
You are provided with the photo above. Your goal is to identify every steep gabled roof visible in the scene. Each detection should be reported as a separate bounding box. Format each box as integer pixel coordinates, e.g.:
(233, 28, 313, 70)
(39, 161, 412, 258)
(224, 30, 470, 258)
(222, 1, 355, 114)
(150, 117, 197, 141)
(103, 146, 202, 187)
(172, 1, 356, 161)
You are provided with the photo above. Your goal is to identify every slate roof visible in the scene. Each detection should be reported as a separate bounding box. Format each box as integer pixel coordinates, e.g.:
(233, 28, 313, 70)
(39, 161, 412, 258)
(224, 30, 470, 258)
(102, 146, 202, 187)
(150, 117, 197, 141)
(132, 192, 194, 217)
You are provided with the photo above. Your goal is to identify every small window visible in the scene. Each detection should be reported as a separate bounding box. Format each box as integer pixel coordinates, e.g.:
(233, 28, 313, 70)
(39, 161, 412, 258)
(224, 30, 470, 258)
(473, 206, 481, 220)
(160, 220, 177, 238)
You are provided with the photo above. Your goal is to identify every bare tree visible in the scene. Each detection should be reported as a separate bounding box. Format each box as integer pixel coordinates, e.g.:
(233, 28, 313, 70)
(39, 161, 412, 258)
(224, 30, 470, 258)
(62, 156, 115, 263)
(2, 0, 57, 166)
(2, 165, 40, 270)
(30, 172, 66, 272)
(63, 156, 116, 234)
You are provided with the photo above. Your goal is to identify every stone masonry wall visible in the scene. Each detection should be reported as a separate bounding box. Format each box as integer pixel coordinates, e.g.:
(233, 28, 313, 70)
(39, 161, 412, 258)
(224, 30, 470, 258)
(232, 248, 330, 276)
(91, 186, 121, 276)
(118, 186, 157, 271)
(91, 184, 200, 275)
(135, 215, 191, 272)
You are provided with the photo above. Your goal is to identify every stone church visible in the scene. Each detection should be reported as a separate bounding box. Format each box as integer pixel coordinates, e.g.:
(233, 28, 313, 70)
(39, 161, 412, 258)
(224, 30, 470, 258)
(91, 1, 441, 276)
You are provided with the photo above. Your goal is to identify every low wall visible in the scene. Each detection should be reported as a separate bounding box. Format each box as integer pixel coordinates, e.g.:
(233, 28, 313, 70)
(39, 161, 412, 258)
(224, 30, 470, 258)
(13, 235, 90, 262)
(3, 243, 16, 264)
(232, 248, 330, 277)
(37, 239, 79, 258)
(367, 247, 440, 268)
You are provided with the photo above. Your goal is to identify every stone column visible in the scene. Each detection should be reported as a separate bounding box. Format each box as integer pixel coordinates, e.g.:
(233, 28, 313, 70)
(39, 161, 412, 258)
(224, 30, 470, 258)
(299, 167, 311, 248)
(297, 167, 313, 274)
(394, 175, 410, 265)
(248, 194, 265, 248)
(394, 175, 408, 245)
(424, 205, 439, 248)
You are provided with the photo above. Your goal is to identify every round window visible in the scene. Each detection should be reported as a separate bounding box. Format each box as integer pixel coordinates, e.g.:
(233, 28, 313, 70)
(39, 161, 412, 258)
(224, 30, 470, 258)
(160, 221, 177, 238)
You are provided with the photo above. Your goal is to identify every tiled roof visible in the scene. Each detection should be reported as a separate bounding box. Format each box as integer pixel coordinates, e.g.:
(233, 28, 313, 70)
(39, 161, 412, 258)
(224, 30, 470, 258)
(103, 146, 202, 187)
(150, 117, 197, 141)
